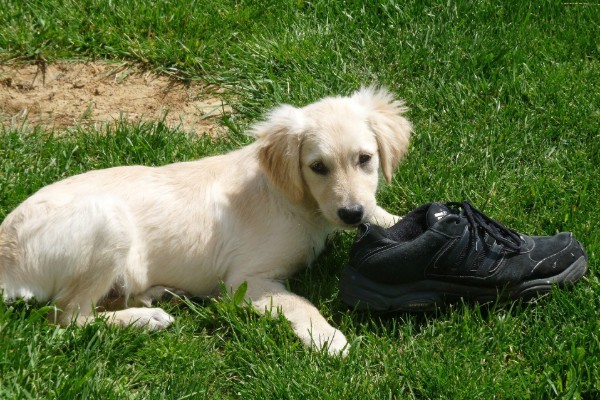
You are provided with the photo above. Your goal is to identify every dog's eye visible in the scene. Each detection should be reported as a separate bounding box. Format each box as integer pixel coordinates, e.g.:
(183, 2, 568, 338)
(358, 154, 372, 166)
(310, 161, 329, 175)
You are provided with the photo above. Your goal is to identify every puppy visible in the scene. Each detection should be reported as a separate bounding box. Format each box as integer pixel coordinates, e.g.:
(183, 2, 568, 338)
(0, 87, 411, 355)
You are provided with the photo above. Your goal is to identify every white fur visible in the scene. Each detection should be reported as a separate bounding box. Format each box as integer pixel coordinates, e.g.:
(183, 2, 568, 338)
(0, 87, 411, 356)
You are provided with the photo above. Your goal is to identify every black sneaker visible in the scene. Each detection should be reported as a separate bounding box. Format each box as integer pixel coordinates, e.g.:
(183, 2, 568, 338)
(339, 201, 588, 311)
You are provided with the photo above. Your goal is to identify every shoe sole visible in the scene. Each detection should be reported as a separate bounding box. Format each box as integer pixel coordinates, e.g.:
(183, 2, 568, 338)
(339, 255, 588, 312)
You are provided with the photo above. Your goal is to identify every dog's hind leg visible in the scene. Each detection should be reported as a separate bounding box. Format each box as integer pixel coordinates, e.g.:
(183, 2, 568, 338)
(51, 262, 173, 331)
(5, 195, 173, 331)
(54, 206, 173, 330)
(49, 235, 174, 330)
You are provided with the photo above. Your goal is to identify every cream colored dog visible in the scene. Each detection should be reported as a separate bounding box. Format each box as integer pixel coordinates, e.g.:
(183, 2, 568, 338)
(0, 87, 411, 355)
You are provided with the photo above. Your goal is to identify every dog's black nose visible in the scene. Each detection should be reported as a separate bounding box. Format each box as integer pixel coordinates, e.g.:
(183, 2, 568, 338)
(338, 205, 364, 225)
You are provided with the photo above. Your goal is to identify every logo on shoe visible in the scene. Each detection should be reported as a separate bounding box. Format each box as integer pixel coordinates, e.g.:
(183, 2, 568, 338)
(434, 210, 448, 220)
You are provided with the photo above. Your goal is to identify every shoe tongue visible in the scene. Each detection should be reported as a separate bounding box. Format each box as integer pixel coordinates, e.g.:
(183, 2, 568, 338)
(426, 203, 451, 227)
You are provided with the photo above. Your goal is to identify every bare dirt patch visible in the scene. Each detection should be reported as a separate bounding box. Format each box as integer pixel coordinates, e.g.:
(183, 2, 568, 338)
(0, 61, 231, 135)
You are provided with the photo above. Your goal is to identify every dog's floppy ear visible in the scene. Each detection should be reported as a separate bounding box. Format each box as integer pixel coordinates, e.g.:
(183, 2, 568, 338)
(252, 105, 306, 202)
(352, 86, 412, 183)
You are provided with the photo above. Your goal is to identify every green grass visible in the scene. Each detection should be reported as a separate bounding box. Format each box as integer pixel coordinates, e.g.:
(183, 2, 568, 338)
(1, 0, 599, 398)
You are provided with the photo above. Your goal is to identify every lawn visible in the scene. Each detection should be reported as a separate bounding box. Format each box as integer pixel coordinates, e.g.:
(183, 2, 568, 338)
(1, 0, 599, 398)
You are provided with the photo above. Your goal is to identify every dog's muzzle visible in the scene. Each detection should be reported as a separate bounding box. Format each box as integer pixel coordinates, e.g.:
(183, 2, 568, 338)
(337, 205, 364, 225)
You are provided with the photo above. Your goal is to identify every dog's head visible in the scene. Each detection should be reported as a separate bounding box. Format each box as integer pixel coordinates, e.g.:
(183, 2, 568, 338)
(253, 86, 412, 228)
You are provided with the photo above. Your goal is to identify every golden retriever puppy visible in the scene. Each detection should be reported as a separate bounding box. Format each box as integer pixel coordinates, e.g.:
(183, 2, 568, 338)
(0, 87, 411, 355)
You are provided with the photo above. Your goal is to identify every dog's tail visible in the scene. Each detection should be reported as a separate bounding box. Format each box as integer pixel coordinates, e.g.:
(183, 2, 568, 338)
(0, 226, 19, 299)
(0, 228, 8, 297)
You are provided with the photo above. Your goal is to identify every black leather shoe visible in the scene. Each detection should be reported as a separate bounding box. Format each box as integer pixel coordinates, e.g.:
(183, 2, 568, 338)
(340, 201, 588, 311)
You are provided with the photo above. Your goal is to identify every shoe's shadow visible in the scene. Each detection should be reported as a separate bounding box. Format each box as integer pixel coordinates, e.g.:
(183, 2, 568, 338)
(337, 296, 544, 342)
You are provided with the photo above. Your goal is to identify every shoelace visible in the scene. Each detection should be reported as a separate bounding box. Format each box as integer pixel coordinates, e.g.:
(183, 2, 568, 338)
(447, 201, 522, 252)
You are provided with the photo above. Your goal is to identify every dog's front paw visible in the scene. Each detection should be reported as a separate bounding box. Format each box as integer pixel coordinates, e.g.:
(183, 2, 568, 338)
(320, 329, 350, 357)
(370, 207, 401, 228)
(381, 214, 401, 228)
(304, 326, 349, 357)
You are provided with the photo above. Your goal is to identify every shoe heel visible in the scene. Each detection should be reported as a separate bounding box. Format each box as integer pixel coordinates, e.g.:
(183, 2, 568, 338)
(339, 267, 442, 312)
(339, 267, 391, 311)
